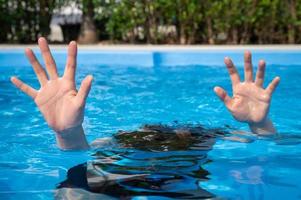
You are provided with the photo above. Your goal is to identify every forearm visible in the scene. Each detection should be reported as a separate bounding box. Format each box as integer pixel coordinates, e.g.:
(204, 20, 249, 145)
(55, 125, 90, 150)
(248, 118, 276, 135)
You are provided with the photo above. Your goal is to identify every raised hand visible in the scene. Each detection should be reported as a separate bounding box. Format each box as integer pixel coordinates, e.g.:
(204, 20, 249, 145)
(11, 37, 92, 149)
(214, 51, 280, 135)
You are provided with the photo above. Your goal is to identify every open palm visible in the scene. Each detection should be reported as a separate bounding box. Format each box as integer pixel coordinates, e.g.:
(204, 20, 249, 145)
(11, 38, 93, 132)
(214, 51, 280, 124)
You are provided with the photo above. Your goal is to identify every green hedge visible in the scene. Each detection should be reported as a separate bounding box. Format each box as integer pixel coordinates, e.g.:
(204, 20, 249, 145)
(0, 0, 54, 43)
(1, 0, 301, 44)
(97, 0, 301, 44)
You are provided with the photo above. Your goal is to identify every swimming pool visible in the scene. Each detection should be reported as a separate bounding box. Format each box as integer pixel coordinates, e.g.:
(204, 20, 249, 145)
(0, 49, 301, 199)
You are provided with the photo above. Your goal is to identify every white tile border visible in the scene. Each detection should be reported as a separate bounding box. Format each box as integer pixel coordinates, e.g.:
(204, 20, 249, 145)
(0, 44, 301, 51)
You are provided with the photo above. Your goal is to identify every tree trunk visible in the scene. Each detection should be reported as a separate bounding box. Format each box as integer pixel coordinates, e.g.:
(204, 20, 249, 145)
(39, 0, 54, 37)
(232, 28, 238, 44)
(240, 1, 257, 44)
(78, 0, 97, 44)
(143, 1, 151, 43)
(206, 18, 214, 44)
(179, 26, 184, 44)
(288, 0, 296, 44)
(146, 1, 157, 44)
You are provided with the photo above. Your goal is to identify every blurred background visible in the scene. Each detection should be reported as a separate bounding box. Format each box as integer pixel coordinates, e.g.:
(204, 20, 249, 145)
(0, 0, 301, 44)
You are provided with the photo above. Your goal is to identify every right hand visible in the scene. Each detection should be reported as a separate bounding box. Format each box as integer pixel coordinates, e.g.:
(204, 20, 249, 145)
(214, 51, 280, 125)
(214, 51, 280, 134)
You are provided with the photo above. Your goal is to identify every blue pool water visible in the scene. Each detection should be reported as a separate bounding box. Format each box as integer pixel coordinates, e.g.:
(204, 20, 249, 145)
(0, 49, 301, 199)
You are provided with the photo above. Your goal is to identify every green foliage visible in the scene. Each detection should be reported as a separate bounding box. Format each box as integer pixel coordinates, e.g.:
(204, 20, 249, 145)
(91, 0, 301, 44)
(0, 0, 55, 43)
(1, 0, 301, 44)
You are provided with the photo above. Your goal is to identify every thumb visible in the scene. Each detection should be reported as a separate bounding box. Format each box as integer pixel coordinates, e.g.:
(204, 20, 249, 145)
(214, 86, 232, 108)
(77, 75, 93, 105)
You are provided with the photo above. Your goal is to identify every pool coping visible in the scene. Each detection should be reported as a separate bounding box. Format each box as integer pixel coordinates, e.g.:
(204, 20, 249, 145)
(1, 44, 301, 51)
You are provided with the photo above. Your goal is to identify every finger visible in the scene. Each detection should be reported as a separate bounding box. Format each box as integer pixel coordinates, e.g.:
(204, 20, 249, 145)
(25, 48, 48, 86)
(38, 37, 58, 80)
(64, 41, 77, 81)
(244, 51, 253, 82)
(214, 86, 232, 108)
(255, 60, 265, 87)
(224, 57, 240, 86)
(266, 76, 280, 95)
(76, 75, 93, 105)
(11, 76, 37, 99)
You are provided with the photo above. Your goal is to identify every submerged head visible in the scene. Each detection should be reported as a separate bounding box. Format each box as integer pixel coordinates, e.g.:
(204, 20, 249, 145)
(114, 124, 228, 151)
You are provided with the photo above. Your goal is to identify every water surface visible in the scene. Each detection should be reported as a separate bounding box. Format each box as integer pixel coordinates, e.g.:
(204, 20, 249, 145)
(0, 51, 301, 199)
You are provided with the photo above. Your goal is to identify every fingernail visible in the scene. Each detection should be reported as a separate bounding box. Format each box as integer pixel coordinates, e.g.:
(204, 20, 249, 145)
(87, 75, 93, 81)
(25, 48, 31, 53)
(259, 59, 265, 64)
(38, 37, 45, 42)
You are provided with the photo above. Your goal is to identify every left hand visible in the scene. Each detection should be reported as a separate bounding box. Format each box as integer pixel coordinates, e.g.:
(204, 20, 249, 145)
(11, 38, 92, 149)
(214, 51, 280, 125)
(11, 38, 92, 133)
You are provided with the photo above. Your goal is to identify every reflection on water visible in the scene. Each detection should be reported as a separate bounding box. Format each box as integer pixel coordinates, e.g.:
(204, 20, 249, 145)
(56, 124, 227, 199)
(202, 133, 301, 200)
(211, 155, 301, 200)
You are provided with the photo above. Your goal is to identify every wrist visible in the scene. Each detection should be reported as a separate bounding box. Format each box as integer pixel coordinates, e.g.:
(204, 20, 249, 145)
(248, 118, 276, 135)
(55, 125, 90, 150)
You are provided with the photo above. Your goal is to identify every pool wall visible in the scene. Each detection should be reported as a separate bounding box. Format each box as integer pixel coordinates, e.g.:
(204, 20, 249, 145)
(0, 48, 301, 67)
